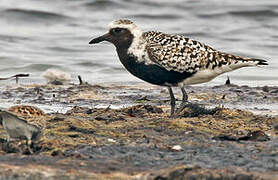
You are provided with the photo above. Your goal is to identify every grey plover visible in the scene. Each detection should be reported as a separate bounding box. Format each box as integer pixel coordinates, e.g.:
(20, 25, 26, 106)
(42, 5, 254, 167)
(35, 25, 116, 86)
(0, 110, 43, 153)
(89, 19, 268, 116)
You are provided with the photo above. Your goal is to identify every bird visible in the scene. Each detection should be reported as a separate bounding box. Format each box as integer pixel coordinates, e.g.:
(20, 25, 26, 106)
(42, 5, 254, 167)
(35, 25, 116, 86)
(89, 19, 268, 117)
(8, 105, 45, 117)
(8, 105, 46, 129)
(0, 110, 43, 153)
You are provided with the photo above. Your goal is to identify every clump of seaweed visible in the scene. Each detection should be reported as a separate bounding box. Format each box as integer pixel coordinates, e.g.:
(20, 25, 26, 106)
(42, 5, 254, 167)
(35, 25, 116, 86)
(122, 104, 163, 117)
(181, 103, 221, 117)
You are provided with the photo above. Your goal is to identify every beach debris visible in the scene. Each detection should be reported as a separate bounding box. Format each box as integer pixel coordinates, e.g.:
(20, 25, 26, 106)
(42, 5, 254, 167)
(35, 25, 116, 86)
(0, 73, 29, 84)
(78, 75, 83, 85)
(42, 68, 71, 85)
(225, 76, 231, 85)
(107, 138, 116, 143)
(213, 130, 270, 142)
(123, 105, 163, 117)
(171, 145, 183, 152)
(262, 86, 269, 92)
(182, 103, 220, 117)
(69, 125, 95, 134)
(273, 123, 278, 132)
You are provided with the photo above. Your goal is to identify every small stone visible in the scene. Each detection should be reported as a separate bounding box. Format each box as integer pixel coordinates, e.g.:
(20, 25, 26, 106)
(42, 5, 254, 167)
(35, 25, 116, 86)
(245, 131, 270, 141)
(262, 86, 269, 92)
(171, 145, 182, 151)
(107, 138, 116, 143)
(273, 124, 278, 132)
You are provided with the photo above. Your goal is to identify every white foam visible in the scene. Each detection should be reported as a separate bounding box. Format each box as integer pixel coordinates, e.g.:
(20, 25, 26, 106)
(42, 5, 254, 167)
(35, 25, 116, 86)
(41, 69, 71, 84)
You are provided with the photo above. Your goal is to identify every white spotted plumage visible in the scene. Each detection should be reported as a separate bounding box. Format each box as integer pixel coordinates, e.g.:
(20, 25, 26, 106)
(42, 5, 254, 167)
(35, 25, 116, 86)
(90, 19, 268, 116)
(108, 20, 267, 86)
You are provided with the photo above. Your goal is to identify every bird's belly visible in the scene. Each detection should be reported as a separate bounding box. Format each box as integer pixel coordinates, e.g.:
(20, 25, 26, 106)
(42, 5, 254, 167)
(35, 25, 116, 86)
(180, 67, 231, 85)
(3, 121, 30, 139)
(6, 128, 27, 139)
(122, 57, 194, 86)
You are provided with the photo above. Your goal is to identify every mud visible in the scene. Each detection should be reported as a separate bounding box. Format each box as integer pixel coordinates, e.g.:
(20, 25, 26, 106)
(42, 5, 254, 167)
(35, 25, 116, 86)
(0, 83, 277, 179)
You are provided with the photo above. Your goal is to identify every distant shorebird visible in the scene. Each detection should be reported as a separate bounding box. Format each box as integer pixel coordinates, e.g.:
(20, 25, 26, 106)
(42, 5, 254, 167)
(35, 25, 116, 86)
(8, 105, 46, 128)
(8, 105, 45, 117)
(0, 110, 42, 153)
(89, 19, 268, 117)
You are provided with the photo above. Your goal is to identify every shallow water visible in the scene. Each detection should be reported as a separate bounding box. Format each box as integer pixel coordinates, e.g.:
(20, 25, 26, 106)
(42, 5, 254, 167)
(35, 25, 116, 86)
(0, 0, 277, 86)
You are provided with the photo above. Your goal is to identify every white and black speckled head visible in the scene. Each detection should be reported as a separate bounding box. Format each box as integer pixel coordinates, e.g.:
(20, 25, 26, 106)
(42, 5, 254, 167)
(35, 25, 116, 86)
(89, 19, 143, 50)
(109, 19, 142, 38)
(90, 19, 152, 66)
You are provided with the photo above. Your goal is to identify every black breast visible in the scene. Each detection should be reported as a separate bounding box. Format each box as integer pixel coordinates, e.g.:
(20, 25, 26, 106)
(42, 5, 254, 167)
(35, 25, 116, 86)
(117, 49, 195, 86)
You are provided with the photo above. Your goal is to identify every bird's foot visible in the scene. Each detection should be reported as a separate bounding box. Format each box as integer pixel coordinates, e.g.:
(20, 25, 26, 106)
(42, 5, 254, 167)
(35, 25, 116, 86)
(170, 101, 200, 118)
(26, 139, 34, 154)
(170, 101, 191, 118)
(27, 146, 34, 154)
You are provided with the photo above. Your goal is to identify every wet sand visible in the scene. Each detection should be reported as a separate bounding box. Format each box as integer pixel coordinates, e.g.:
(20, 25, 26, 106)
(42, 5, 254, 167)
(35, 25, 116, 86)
(0, 82, 277, 179)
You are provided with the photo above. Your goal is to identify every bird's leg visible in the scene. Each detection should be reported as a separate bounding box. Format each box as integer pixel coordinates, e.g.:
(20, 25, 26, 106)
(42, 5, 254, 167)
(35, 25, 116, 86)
(6, 135, 10, 150)
(6, 135, 10, 143)
(175, 87, 188, 115)
(167, 87, 176, 116)
(26, 139, 33, 154)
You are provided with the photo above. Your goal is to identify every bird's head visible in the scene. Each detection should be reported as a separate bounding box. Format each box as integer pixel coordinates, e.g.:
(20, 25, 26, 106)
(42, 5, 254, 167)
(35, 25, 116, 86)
(89, 19, 142, 49)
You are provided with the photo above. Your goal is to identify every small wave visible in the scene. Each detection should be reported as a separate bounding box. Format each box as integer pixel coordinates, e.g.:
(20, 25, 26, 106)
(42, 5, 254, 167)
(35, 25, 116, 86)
(228, 9, 277, 17)
(197, 12, 227, 19)
(101, 67, 125, 73)
(0, 34, 31, 43)
(47, 46, 83, 53)
(1, 64, 62, 72)
(220, 37, 243, 42)
(84, 0, 125, 9)
(129, 14, 181, 20)
(74, 62, 105, 68)
(197, 9, 277, 20)
(124, 0, 165, 7)
(2, 8, 70, 22)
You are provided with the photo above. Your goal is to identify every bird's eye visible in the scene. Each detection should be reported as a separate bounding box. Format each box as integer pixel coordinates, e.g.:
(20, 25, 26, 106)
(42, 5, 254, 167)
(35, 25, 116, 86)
(113, 28, 122, 34)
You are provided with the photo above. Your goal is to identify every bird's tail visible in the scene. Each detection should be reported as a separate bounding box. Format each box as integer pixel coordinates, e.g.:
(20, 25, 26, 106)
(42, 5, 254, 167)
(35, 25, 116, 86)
(251, 58, 268, 65)
(208, 52, 269, 75)
(231, 55, 268, 66)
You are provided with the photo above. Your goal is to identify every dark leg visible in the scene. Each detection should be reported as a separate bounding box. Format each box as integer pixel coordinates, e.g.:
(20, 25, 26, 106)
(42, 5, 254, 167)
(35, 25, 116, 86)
(26, 139, 33, 154)
(6, 135, 10, 150)
(167, 87, 176, 116)
(175, 87, 188, 115)
(6, 135, 10, 143)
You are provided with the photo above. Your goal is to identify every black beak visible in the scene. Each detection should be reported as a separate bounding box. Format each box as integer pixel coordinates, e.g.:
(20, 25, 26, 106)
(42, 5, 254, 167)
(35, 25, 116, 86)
(89, 33, 110, 44)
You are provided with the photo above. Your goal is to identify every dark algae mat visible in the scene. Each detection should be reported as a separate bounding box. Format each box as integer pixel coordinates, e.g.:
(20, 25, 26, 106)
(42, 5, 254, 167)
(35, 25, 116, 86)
(0, 83, 277, 179)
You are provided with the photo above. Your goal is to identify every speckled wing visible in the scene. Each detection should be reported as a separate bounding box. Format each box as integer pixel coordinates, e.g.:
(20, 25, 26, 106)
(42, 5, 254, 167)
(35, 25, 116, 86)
(144, 31, 217, 73)
(144, 31, 267, 74)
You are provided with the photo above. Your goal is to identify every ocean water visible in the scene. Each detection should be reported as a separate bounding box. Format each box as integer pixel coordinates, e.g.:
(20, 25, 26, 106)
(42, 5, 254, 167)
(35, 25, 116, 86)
(0, 0, 277, 86)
